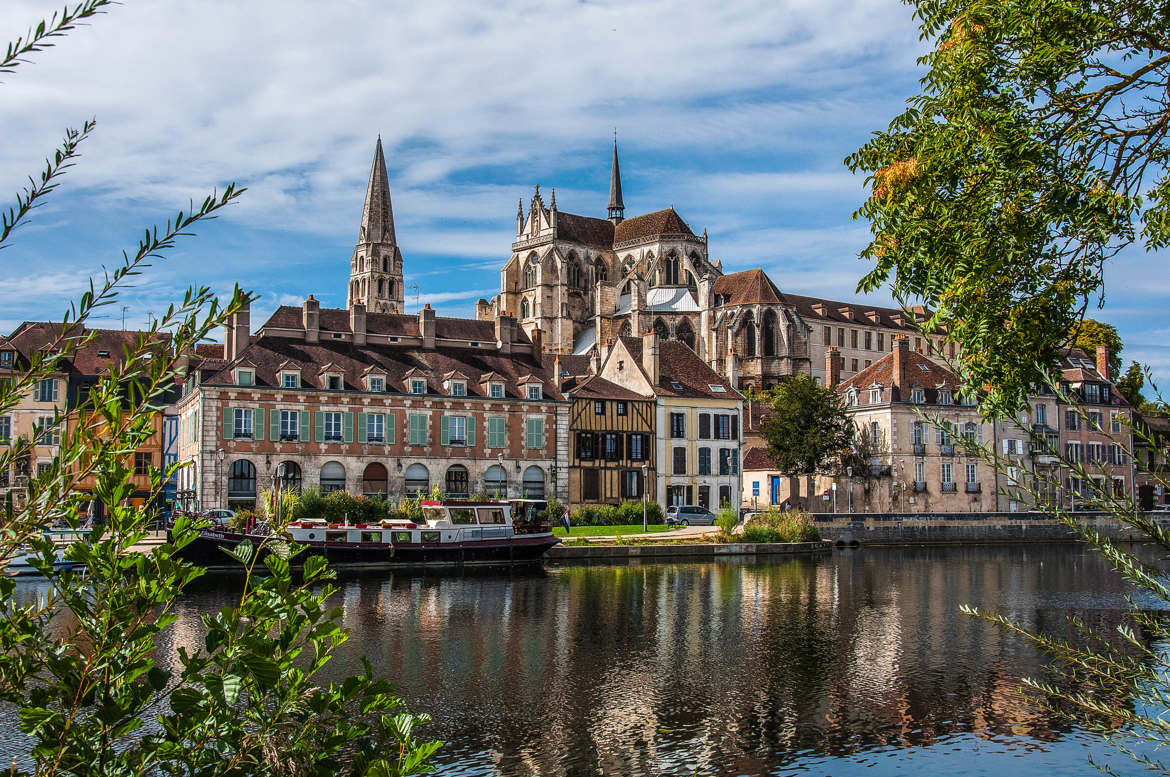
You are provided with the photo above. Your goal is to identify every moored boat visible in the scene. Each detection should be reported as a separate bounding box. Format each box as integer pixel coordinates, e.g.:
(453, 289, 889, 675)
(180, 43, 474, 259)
(175, 499, 559, 570)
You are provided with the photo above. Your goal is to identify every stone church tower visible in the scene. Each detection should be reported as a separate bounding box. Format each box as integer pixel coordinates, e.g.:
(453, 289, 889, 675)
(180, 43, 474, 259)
(347, 137, 405, 313)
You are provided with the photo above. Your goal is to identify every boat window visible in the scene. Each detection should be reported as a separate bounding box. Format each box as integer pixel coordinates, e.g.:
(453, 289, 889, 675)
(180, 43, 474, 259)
(450, 508, 476, 525)
(420, 531, 441, 543)
(326, 531, 347, 543)
(361, 532, 381, 543)
(422, 506, 446, 524)
(392, 531, 412, 544)
(477, 508, 506, 524)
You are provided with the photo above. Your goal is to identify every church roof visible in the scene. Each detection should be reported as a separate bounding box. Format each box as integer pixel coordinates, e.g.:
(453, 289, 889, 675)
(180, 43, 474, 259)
(714, 269, 784, 305)
(554, 211, 614, 249)
(614, 208, 695, 245)
(608, 139, 624, 214)
(358, 137, 396, 245)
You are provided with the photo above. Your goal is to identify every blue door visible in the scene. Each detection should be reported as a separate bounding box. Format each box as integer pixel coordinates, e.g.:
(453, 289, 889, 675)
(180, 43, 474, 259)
(770, 476, 780, 505)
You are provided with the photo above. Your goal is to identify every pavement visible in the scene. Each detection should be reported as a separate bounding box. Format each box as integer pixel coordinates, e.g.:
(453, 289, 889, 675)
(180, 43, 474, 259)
(563, 524, 723, 543)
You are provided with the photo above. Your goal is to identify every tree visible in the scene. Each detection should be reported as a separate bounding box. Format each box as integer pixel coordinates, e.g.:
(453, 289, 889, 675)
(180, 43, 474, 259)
(0, 5, 438, 775)
(846, 0, 1169, 414)
(758, 375, 853, 509)
(1070, 318, 1123, 379)
(1118, 360, 1147, 408)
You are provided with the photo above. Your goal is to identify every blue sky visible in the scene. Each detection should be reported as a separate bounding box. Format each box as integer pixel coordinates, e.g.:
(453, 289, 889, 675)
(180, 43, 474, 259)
(2, 0, 1166, 391)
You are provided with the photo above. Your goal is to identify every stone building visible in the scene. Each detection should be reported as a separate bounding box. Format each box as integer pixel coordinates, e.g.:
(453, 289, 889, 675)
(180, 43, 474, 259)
(477, 141, 935, 390)
(175, 298, 568, 510)
(346, 137, 405, 314)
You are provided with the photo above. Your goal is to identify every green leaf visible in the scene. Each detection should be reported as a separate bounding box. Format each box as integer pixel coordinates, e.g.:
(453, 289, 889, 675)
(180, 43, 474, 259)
(241, 654, 280, 689)
(222, 539, 253, 566)
(221, 673, 242, 706)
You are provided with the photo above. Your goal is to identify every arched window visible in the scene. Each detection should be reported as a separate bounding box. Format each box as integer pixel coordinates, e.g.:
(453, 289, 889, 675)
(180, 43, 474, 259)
(377, 278, 385, 297)
(382, 256, 388, 272)
(654, 318, 669, 341)
(227, 459, 256, 502)
(484, 464, 507, 497)
(595, 259, 608, 282)
(319, 461, 346, 493)
(277, 461, 301, 492)
(404, 464, 429, 496)
(522, 466, 545, 498)
(743, 319, 757, 358)
(665, 254, 680, 285)
(676, 319, 695, 350)
(362, 463, 388, 496)
(524, 258, 537, 289)
(389, 280, 395, 299)
(686, 270, 697, 291)
(618, 321, 631, 338)
(445, 465, 469, 497)
(358, 255, 364, 272)
(567, 262, 581, 289)
(763, 310, 778, 357)
(520, 298, 531, 319)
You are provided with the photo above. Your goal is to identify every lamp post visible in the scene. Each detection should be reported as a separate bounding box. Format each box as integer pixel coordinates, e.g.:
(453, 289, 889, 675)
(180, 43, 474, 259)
(641, 462, 649, 533)
(216, 449, 225, 509)
(497, 453, 505, 498)
(831, 481, 837, 514)
(846, 465, 853, 513)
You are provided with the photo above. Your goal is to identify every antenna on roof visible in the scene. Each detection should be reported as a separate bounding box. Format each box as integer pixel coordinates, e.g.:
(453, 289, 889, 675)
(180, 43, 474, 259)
(411, 283, 420, 313)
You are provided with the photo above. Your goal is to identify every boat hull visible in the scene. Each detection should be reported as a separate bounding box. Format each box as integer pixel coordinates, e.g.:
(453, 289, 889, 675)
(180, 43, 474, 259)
(175, 530, 559, 571)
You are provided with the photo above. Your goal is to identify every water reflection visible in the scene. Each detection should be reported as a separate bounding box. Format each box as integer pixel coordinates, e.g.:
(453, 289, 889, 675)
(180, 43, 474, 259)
(7, 545, 1158, 775)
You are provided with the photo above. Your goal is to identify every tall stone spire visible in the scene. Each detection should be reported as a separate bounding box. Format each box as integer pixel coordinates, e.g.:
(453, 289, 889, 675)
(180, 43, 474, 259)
(358, 136, 396, 244)
(607, 136, 625, 224)
(349, 137, 405, 313)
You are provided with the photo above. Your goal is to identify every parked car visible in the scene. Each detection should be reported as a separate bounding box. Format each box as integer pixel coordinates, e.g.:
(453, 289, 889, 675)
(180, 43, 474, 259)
(665, 505, 716, 526)
(203, 508, 235, 526)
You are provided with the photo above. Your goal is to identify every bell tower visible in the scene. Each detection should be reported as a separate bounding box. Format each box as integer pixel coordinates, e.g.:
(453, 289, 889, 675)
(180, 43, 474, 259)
(348, 136, 405, 313)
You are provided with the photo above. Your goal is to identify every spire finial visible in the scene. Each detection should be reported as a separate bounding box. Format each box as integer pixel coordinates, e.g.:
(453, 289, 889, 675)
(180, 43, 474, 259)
(550, 188, 556, 209)
(607, 135, 624, 223)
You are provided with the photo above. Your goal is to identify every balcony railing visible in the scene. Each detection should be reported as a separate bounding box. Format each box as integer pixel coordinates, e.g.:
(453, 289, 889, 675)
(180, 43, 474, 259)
(870, 464, 892, 476)
(234, 432, 253, 440)
(912, 443, 926, 455)
(940, 444, 954, 456)
(965, 482, 981, 493)
(367, 436, 384, 443)
(323, 434, 343, 443)
(279, 433, 299, 442)
(941, 482, 957, 492)
(913, 481, 927, 492)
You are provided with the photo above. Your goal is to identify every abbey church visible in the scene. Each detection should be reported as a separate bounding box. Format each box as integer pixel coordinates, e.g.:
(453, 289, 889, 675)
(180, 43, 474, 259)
(475, 142, 934, 389)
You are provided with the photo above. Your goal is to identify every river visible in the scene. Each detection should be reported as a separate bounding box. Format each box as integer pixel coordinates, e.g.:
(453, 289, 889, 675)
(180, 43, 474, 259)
(6, 544, 1164, 775)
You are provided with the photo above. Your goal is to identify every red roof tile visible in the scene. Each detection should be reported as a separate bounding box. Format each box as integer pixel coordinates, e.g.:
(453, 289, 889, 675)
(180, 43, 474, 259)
(618, 336, 740, 400)
(554, 211, 615, 249)
(713, 269, 784, 306)
(613, 208, 695, 245)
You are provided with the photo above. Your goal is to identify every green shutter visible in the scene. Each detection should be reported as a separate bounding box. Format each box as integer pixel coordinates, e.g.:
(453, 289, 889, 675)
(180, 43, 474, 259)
(315, 411, 325, 442)
(357, 412, 368, 443)
(300, 410, 309, 442)
(222, 407, 233, 440)
(343, 412, 354, 443)
(253, 408, 265, 441)
(386, 413, 396, 444)
(270, 409, 280, 441)
(490, 417, 506, 448)
(440, 415, 450, 446)
(466, 416, 476, 448)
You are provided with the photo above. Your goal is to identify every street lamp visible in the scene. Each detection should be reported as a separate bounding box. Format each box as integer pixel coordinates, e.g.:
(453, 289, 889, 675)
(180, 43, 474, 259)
(831, 481, 838, 514)
(641, 462, 649, 533)
(216, 449, 225, 509)
(846, 465, 854, 513)
(496, 453, 505, 498)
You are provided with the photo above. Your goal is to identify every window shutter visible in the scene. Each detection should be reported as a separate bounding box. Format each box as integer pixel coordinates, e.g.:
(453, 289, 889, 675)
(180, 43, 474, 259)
(314, 411, 325, 442)
(935, 427, 943, 444)
(699, 414, 710, 439)
(466, 417, 476, 448)
(222, 407, 233, 440)
(440, 415, 450, 446)
(343, 412, 354, 443)
(269, 410, 279, 440)
(253, 408, 265, 441)
(731, 415, 738, 440)
(357, 412, 368, 443)
(386, 413, 396, 444)
(299, 410, 310, 442)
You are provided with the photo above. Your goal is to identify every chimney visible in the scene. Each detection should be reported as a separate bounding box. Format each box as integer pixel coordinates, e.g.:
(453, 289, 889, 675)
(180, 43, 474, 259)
(1096, 344, 1110, 381)
(825, 346, 843, 388)
(303, 295, 320, 344)
(727, 345, 739, 387)
(419, 303, 436, 349)
(642, 328, 660, 385)
(590, 349, 601, 374)
(228, 297, 250, 361)
(350, 302, 366, 346)
(495, 312, 515, 356)
(893, 335, 909, 396)
(530, 326, 543, 355)
(553, 354, 563, 392)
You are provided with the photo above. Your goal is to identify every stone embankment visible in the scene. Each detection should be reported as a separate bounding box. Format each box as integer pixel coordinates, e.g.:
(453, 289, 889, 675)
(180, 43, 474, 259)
(546, 540, 831, 562)
(811, 511, 1163, 546)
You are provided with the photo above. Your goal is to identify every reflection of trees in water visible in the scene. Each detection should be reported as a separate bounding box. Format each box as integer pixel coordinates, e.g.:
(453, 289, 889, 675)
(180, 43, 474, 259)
(69, 546, 1157, 777)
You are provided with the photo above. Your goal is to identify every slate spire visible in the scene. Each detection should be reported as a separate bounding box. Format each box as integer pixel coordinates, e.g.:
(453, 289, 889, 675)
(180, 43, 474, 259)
(358, 136, 396, 245)
(607, 136, 624, 223)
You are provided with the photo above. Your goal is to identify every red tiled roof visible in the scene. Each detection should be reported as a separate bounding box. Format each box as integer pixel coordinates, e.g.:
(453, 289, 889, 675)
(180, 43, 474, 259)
(782, 292, 928, 331)
(613, 208, 695, 244)
(618, 336, 740, 400)
(713, 269, 784, 306)
(566, 375, 649, 401)
(3, 323, 171, 377)
(743, 446, 778, 471)
(838, 345, 960, 402)
(259, 305, 526, 345)
(555, 211, 615, 249)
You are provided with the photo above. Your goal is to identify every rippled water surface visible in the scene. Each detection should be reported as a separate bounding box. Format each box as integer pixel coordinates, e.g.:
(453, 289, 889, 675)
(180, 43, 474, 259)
(6, 544, 1165, 775)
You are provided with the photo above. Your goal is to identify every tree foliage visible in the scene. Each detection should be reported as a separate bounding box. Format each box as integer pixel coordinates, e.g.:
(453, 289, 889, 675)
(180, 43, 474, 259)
(0, 5, 438, 776)
(1118, 360, 1146, 407)
(847, 0, 1169, 414)
(758, 375, 853, 503)
(1070, 318, 1123, 379)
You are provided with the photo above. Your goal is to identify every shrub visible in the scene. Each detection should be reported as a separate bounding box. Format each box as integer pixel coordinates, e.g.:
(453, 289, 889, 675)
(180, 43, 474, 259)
(292, 486, 327, 521)
(742, 525, 783, 543)
(571, 505, 601, 526)
(743, 507, 820, 542)
(715, 505, 739, 540)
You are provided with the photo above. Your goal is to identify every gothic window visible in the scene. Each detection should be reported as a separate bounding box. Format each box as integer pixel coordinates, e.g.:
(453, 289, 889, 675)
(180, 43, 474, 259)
(763, 310, 778, 357)
(665, 254, 680, 285)
(743, 318, 757, 358)
(567, 260, 581, 289)
(377, 278, 385, 296)
(654, 318, 669, 341)
(388, 280, 395, 298)
(686, 270, 697, 291)
(524, 258, 537, 289)
(595, 259, 607, 282)
(381, 256, 388, 272)
(520, 298, 530, 319)
(676, 319, 695, 350)
(618, 321, 631, 338)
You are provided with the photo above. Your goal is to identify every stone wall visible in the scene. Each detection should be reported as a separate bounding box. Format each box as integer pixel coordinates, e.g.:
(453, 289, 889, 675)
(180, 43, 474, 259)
(812, 511, 1160, 545)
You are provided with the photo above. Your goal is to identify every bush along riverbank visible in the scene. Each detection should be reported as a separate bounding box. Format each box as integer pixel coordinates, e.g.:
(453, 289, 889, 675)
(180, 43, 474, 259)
(555, 506, 821, 547)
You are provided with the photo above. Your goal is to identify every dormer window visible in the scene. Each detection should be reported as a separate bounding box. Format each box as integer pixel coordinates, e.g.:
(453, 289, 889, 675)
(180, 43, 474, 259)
(368, 376, 385, 393)
(527, 384, 543, 400)
(1085, 383, 1100, 403)
(449, 381, 467, 397)
(410, 379, 426, 395)
(0, 351, 12, 367)
(97, 350, 110, 358)
(938, 390, 952, 405)
(847, 390, 857, 407)
(325, 374, 343, 391)
(489, 382, 504, 398)
(869, 388, 881, 404)
(911, 389, 924, 404)
(281, 372, 299, 389)
(235, 369, 254, 387)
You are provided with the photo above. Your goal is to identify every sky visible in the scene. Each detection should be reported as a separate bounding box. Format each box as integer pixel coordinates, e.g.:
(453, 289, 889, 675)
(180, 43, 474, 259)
(1, 0, 1166, 390)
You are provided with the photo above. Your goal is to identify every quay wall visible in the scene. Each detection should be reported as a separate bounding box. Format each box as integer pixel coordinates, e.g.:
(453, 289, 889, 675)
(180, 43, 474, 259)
(809, 511, 1160, 545)
(546, 540, 831, 562)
